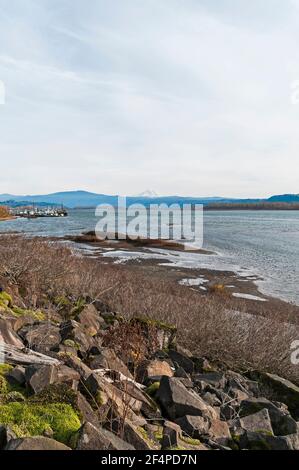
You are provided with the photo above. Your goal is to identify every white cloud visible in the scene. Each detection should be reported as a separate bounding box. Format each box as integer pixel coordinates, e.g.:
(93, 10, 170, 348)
(0, 0, 298, 196)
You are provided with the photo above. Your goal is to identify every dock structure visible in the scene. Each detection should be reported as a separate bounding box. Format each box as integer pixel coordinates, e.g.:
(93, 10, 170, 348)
(10, 205, 68, 219)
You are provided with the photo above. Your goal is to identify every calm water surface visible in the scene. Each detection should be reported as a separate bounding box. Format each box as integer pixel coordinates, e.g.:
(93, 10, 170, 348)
(1, 209, 298, 305)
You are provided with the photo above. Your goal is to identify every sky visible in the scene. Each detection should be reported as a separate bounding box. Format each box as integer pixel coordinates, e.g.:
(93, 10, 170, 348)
(0, 0, 299, 198)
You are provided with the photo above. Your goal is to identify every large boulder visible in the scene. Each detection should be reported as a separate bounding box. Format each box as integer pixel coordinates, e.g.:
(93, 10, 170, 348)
(0, 426, 16, 450)
(78, 304, 104, 336)
(249, 371, 299, 419)
(207, 419, 232, 446)
(175, 415, 210, 438)
(85, 373, 146, 427)
(168, 350, 194, 374)
(6, 366, 26, 387)
(63, 355, 93, 381)
(240, 398, 298, 436)
(194, 372, 226, 389)
(156, 376, 218, 421)
(89, 348, 133, 380)
(137, 359, 174, 383)
(118, 420, 159, 450)
(0, 318, 24, 348)
(245, 432, 299, 450)
(239, 409, 274, 436)
(25, 364, 80, 394)
(60, 320, 94, 356)
(75, 422, 135, 450)
(18, 322, 61, 354)
(161, 421, 182, 449)
(5, 437, 71, 450)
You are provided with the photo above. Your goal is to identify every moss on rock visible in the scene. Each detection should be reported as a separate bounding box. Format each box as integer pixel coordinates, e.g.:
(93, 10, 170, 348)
(0, 402, 81, 445)
(131, 317, 177, 333)
(0, 375, 9, 395)
(145, 382, 160, 397)
(0, 364, 13, 376)
(0, 291, 13, 307)
(11, 306, 46, 321)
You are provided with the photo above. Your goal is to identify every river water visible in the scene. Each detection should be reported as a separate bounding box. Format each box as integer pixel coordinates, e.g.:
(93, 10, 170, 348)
(1, 209, 298, 305)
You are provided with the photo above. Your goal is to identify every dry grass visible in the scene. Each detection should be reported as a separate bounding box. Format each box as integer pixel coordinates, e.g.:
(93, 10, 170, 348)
(1, 235, 299, 383)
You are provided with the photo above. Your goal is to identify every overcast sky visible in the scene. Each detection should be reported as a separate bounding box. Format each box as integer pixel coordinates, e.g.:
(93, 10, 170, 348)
(0, 0, 299, 197)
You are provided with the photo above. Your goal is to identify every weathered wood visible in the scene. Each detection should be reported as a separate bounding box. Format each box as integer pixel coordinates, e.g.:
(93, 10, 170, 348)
(0, 342, 60, 366)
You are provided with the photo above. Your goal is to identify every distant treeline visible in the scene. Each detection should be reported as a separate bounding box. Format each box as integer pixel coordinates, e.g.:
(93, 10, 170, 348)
(205, 202, 299, 210)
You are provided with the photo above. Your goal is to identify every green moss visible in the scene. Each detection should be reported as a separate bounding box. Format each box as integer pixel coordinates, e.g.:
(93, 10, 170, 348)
(256, 429, 273, 436)
(0, 291, 13, 307)
(0, 402, 81, 445)
(153, 427, 163, 442)
(145, 381, 160, 397)
(0, 364, 13, 376)
(5, 391, 26, 403)
(54, 296, 71, 308)
(95, 391, 105, 407)
(136, 427, 157, 447)
(70, 298, 86, 318)
(11, 306, 46, 321)
(0, 375, 8, 395)
(29, 384, 77, 405)
(232, 433, 241, 442)
(132, 317, 177, 333)
(0, 366, 27, 399)
(63, 339, 80, 350)
(181, 436, 202, 446)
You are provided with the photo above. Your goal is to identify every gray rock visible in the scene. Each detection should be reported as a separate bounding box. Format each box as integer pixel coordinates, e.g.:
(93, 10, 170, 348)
(75, 422, 135, 450)
(240, 397, 298, 436)
(207, 418, 232, 446)
(89, 348, 133, 380)
(64, 354, 93, 381)
(120, 420, 158, 450)
(161, 421, 182, 449)
(75, 392, 100, 428)
(6, 366, 26, 386)
(246, 432, 299, 450)
(85, 373, 146, 427)
(78, 304, 104, 335)
(5, 437, 71, 450)
(0, 318, 24, 348)
(249, 371, 299, 419)
(194, 372, 226, 389)
(156, 376, 218, 421)
(137, 359, 174, 383)
(174, 367, 190, 379)
(202, 392, 222, 407)
(175, 415, 210, 438)
(168, 350, 194, 374)
(239, 409, 274, 436)
(60, 320, 93, 355)
(0, 426, 16, 450)
(18, 323, 61, 354)
(25, 364, 80, 394)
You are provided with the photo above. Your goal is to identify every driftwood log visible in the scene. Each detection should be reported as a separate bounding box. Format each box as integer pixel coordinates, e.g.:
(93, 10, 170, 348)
(0, 342, 60, 366)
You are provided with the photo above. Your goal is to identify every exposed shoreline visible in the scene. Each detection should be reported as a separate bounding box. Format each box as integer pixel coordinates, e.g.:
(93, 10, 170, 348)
(59, 232, 299, 320)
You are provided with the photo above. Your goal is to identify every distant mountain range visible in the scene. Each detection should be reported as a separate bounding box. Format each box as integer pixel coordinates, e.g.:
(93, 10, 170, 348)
(0, 190, 298, 209)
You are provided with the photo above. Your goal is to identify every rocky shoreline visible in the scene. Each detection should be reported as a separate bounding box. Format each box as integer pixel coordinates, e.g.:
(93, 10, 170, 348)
(1, 289, 299, 451)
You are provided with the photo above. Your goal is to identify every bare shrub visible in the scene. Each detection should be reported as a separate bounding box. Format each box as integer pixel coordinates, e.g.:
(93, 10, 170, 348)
(1, 235, 299, 383)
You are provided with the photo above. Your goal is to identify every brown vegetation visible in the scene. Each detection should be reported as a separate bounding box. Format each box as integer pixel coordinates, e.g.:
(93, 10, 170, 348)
(0, 206, 13, 221)
(0, 235, 299, 384)
(65, 231, 212, 254)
